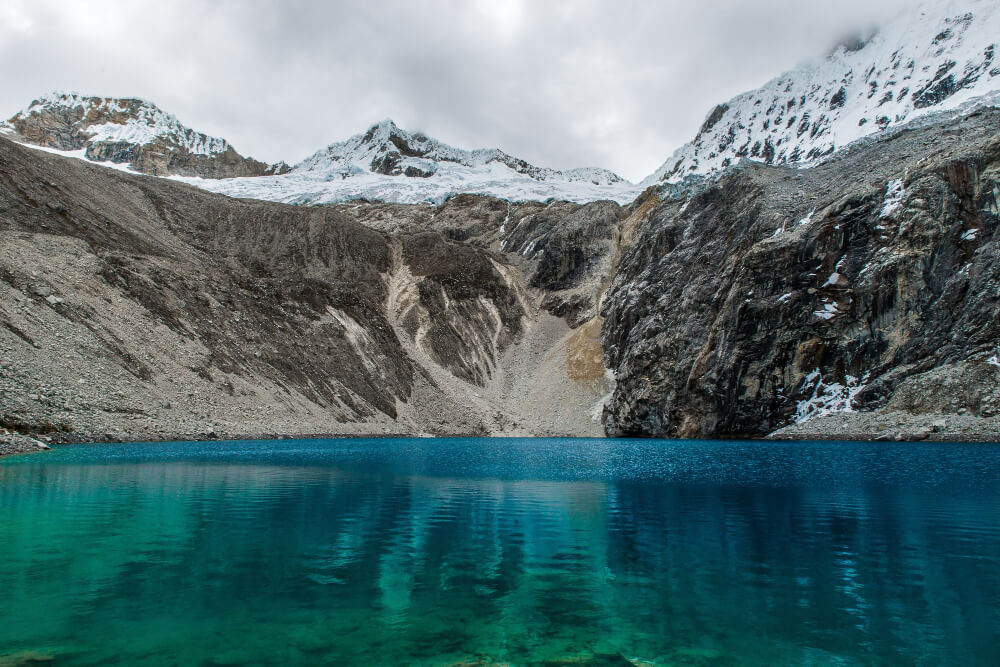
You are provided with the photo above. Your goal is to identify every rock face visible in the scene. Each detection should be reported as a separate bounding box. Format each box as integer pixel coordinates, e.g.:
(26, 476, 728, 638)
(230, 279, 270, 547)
(0, 136, 617, 443)
(644, 0, 1000, 184)
(499, 200, 621, 327)
(602, 107, 1000, 437)
(1, 92, 287, 178)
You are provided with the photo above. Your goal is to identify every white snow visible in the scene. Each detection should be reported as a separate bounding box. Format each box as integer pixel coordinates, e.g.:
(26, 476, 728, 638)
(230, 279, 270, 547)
(5, 99, 638, 204)
(822, 272, 843, 287)
(879, 179, 906, 218)
(643, 0, 1000, 184)
(961, 228, 980, 240)
(172, 119, 642, 205)
(172, 166, 642, 206)
(812, 298, 843, 320)
(794, 370, 867, 423)
(12, 141, 141, 174)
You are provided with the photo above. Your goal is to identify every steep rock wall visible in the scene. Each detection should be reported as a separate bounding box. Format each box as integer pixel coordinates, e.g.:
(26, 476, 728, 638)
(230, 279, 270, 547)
(602, 108, 1000, 437)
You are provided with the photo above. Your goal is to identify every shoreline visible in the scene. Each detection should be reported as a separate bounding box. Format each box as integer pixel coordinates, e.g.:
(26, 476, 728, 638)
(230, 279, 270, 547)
(4, 425, 1000, 460)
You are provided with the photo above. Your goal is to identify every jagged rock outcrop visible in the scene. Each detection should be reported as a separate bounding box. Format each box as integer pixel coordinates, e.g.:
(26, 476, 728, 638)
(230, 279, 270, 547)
(1, 92, 287, 178)
(602, 107, 1000, 438)
(498, 200, 621, 327)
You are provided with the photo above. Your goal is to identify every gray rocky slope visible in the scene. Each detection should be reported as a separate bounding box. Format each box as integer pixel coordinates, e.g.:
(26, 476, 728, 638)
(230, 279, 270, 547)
(0, 136, 615, 444)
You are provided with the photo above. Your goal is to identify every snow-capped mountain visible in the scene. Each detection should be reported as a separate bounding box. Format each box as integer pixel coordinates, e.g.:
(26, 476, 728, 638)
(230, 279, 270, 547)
(1, 92, 286, 178)
(298, 119, 623, 185)
(644, 0, 1000, 184)
(176, 119, 639, 205)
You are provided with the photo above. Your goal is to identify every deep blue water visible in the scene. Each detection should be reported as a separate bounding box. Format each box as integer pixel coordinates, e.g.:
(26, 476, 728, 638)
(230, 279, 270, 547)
(1, 437, 999, 665)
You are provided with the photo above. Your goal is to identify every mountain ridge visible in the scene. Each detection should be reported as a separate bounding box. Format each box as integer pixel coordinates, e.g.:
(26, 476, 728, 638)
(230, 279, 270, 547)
(2, 96, 640, 204)
(298, 118, 625, 185)
(644, 0, 1000, 185)
(0, 91, 288, 179)
(175, 118, 641, 205)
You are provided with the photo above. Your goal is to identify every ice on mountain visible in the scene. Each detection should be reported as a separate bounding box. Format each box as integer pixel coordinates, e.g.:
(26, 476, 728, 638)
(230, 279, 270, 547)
(643, 0, 1000, 185)
(173, 119, 641, 205)
(879, 179, 905, 218)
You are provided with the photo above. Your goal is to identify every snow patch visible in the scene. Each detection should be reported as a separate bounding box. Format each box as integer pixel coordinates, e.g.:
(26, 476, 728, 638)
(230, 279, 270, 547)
(812, 298, 843, 320)
(175, 158, 642, 206)
(794, 370, 867, 423)
(13, 141, 141, 174)
(879, 179, 906, 218)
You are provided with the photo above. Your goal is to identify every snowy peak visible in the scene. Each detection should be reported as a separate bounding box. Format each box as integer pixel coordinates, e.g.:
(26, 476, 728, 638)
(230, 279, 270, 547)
(2, 92, 286, 178)
(646, 0, 1000, 184)
(297, 119, 626, 186)
(174, 118, 639, 206)
(4, 92, 229, 155)
(1, 95, 637, 204)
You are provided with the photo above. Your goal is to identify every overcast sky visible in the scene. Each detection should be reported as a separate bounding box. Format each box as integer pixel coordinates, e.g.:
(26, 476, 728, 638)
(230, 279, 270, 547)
(1, 0, 916, 181)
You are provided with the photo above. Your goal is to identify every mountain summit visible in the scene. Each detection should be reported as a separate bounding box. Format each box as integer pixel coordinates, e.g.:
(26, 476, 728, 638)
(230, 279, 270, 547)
(177, 120, 639, 205)
(644, 0, 1000, 184)
(298, 118, 624, 185)
(0, 92, 287, 178)
(1, 98, 637, 204)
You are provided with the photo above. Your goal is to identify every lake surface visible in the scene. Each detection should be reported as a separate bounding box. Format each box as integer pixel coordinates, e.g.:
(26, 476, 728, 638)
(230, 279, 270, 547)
(2, 438, 999, 666)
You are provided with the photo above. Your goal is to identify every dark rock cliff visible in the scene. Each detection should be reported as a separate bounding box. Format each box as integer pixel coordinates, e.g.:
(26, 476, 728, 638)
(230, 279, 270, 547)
(601, 108, 1000, 437)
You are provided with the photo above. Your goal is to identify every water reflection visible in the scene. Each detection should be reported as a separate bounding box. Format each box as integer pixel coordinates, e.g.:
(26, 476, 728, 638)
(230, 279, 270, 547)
(1, 438, 999, 665)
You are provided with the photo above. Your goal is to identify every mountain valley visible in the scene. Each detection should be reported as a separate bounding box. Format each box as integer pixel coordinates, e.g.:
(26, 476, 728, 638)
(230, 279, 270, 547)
(2, 1, 1000, 449)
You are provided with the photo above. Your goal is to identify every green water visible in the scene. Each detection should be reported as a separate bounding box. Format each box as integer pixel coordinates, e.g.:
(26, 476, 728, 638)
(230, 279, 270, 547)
(1, 437, 999, 665)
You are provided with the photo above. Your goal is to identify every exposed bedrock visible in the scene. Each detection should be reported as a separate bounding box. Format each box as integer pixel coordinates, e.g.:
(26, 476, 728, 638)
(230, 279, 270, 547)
(601, 108, 1000, 438)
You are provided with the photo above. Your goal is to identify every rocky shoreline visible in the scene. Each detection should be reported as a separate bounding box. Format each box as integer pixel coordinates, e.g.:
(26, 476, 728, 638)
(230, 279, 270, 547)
(4, 419, 998, 461)
(770, 410, 1000, 442)
(0, 431, 50, 457)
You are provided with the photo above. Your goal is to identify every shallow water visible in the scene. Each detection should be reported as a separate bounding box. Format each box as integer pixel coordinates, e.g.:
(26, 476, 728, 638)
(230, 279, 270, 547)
(1, 437, 999, 666)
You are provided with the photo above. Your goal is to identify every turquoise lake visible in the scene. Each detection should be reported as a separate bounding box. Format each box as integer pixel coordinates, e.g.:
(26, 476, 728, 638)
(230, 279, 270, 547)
(1, 437, 999, 665)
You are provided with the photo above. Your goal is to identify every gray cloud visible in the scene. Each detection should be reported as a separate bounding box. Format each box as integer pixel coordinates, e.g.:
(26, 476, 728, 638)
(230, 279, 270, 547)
(0, 0, 914, 181)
